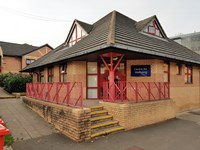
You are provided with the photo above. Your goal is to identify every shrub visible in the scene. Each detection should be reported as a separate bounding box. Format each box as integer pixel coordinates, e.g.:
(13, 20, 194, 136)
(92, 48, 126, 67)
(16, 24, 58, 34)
(3, 74, 32, 93)
(0, 73, 11, 87)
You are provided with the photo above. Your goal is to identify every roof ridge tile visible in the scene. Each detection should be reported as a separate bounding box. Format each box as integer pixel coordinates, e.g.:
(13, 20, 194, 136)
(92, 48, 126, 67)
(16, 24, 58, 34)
(107, 10, 116, 45)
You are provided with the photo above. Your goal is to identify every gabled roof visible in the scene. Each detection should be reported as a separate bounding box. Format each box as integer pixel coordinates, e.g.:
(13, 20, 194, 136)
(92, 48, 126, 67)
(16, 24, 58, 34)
(0, 41, 38, 56)
(135, 15, 155, 31)
(135, 15, 167, 38)
(22, 10, 200, 71)
(22, 44, 53, 56)
(64, 19, 93, 44)
(76, 20, 93, 33)
(0, 41, 53, 57)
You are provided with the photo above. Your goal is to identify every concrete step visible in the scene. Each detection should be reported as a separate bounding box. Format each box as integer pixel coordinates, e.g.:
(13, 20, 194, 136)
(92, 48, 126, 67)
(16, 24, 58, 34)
(90, 105, 104, 112)
(91, 126, 125, 138)
(91, 110, 108, 117)
(90, 115, 113, 122)
(91, 120, 119, 129)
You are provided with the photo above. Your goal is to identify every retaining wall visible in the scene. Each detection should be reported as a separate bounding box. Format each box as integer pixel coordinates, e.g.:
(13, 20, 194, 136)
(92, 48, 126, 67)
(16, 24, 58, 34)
(23, 97, 91, 142)
(100, 99, 175, 130)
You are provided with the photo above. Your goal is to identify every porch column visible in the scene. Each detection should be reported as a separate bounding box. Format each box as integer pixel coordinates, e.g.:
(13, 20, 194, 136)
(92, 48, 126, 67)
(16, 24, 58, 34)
(109, 70, 115, 100)
(100, 52, 124, 101)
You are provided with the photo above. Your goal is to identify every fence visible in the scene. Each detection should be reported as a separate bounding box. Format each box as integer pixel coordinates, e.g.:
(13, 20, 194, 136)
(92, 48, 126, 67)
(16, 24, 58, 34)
(103, 81, 170, 102)
(26, 82, 83, 108)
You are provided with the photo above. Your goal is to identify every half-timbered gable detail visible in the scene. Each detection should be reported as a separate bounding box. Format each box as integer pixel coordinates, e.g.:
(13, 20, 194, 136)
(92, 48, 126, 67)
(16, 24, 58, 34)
(136, 15, 167, 39)
(65, 20, 93, 47)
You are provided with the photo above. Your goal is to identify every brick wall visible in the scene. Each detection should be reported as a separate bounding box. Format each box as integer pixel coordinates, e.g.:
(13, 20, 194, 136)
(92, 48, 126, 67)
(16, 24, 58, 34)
(53, 65, 60, 82)
(170, 63, 200, 112)
(2, 56, 21, 73)
(127, 59, 164, 82)
(1, 46, 52, 73)
(23, 97, 91, 142)
(31, 59, 200, 113)
(66, 61, 87, 99)
(22, 46, 52, 69)
(127, 60, 200, 113)
(100, 99, 175, 130)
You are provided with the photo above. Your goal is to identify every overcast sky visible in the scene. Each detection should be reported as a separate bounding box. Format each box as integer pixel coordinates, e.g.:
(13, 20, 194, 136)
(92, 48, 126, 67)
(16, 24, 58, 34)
(0, 0, 199, 48)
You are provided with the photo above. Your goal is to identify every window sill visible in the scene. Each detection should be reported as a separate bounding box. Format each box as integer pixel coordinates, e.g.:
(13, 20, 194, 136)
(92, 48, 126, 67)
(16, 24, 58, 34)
(185, 82, 193, 84)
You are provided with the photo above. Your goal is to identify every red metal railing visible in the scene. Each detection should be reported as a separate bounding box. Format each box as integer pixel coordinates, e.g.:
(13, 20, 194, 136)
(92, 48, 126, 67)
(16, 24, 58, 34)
(103, 81, 170, 102)
(26, 82, 83, 108)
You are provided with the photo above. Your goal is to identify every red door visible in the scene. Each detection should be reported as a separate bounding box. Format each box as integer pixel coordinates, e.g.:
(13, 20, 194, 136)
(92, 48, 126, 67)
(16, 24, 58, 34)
(98, 62, 126, 99)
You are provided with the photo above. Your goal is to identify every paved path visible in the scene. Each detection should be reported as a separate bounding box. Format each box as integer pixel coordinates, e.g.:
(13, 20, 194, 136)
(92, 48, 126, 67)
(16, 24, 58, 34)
(0, 87, 15, 99)
(0, 99, 54, 142)
(0, 99, 200, 150)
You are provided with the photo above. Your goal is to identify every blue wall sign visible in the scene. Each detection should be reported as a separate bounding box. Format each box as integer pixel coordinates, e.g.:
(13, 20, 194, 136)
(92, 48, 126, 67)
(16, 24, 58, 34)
(131, 65, 151, 77)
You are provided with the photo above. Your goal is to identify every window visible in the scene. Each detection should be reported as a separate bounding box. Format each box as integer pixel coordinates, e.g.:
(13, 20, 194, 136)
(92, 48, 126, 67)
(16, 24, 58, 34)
(87, 62, 98, 99)
(59, 64, 67, 82)
(26, 59, 35, 65)
(185, 65, 192, 84)
(144, 20, 163, 38)
(39, 69, 44, 83)
(176, 64, 182, 75)
(48, 67, 54, 82)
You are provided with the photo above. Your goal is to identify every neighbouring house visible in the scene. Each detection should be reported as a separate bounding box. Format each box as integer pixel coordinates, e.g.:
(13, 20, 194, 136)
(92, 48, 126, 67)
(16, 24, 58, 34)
(22, 10, 200, 141)
(171, 32, 200, 54)
(0, 41, 53, 73)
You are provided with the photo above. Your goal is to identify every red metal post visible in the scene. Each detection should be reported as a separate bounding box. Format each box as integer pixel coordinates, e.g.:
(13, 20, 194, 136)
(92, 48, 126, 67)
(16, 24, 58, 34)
(66, 83, 70, 106)
(33, 83, 36, 98)
(168, 82, 170, 98)
(39, 83, 45, 100)
(55, 83, 59, 103)
(109, 71, 115, 101)
(158, 82, 161, 100)
(34, 83, 38, 98)
(164, 83, 166, 98)
(135, 82, 138, 102)
(0, 124, 10, 150)
(100, 52, 124, 101)
(148, 82, 151, 100)
(47, 83, 51, 101)
(29, 83, 31, 97)
(26, 83, 28, 97)
(113, 54, 124, 71)
(119, 82, 123, 101)
(80, 82, 83, 108)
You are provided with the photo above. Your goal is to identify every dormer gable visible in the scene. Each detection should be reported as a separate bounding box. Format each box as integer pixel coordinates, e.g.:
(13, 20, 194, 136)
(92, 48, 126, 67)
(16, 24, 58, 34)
(136, 15, 167, 39)
(65, 20, 93, 47)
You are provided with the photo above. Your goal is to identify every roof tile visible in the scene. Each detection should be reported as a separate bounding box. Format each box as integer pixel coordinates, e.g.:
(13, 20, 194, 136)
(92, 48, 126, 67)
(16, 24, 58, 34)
(22, 11, 200, 71)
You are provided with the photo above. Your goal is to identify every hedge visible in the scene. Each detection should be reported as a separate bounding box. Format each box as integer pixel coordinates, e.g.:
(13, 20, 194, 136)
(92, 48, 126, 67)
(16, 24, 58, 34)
(0, 73, 11, 87)
(0, 73, 32, 93)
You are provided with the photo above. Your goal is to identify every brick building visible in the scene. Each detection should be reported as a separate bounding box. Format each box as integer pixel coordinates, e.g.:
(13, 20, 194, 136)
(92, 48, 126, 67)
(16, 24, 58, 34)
(0, 41, 53, 73)
(22, 11, 200, 140)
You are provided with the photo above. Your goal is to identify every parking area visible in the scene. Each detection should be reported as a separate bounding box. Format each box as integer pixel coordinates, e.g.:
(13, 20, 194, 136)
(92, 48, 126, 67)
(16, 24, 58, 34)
(0, 98, 200, 150)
